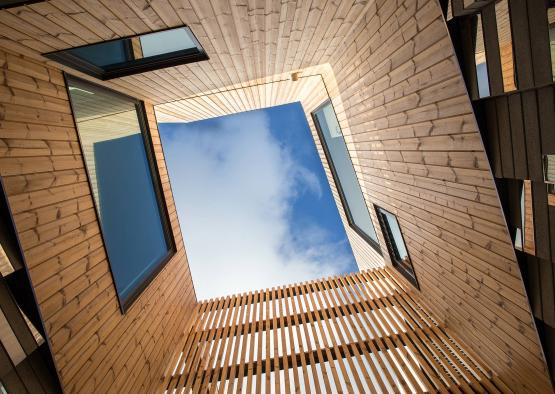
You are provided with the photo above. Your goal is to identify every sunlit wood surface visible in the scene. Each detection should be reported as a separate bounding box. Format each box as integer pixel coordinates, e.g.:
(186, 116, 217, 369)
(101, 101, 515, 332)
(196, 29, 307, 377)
(163, 268, 511, 393)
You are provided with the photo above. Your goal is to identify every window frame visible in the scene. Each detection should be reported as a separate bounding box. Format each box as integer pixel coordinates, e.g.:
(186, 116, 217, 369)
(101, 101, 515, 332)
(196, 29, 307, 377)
(311, 99, 381, 254)
(374, 205, 419, 289)
(46, 26, 208, 81)
(64, 74, 176, 313)
(0, 0, 44, 10)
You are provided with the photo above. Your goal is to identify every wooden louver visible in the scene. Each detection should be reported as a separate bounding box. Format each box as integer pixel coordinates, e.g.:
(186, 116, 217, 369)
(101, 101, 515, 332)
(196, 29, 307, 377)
(162, 268, 510, 393)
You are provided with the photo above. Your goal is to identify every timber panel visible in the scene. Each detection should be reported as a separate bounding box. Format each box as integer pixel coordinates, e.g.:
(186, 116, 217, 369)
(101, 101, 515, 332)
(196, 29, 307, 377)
(0, 46, 197, 393)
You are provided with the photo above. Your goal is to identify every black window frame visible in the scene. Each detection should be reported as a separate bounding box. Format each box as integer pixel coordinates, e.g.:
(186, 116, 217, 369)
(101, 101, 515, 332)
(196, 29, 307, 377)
(0, 0, 44, 10)
(46, 25, 208, 81)
(64, 74, 177, 313)
(311, 99, 381, 254)
(375, 205, 419, 289)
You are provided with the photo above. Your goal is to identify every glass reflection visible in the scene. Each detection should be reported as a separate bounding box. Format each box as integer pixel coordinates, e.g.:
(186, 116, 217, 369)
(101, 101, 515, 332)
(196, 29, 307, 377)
(313, 102, 380, 249)
(67, 77, 171, 305)
(475, 16, 490, 98)
(68, 27, 200, 68)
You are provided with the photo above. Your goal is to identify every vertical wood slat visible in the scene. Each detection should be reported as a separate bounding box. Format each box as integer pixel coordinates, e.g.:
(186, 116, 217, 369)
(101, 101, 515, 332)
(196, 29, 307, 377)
(508, 0, 534, 89)
(507, 94, 527, 180)
(164, 269, 512, 393)
(496, 95, 514, 178)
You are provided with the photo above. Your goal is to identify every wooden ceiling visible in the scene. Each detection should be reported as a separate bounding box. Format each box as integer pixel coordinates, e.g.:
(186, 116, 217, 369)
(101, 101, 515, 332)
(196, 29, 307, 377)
(0, 0, 374, 106)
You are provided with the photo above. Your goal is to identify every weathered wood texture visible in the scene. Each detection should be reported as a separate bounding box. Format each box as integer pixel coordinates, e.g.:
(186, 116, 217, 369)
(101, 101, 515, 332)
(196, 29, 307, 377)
(164, 268, 512, 393)
(0, 46, 197, 393)
(0, 0, 551, 392)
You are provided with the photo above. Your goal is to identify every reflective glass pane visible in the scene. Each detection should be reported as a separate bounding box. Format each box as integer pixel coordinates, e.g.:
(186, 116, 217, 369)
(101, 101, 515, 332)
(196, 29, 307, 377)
(140, 28, 197, 58)
(475, 16, 490, 98)
(46, 26, 206, 80)
(376, 206, 417, 288)
(382, 209, 408, 262)
(67, 77, 171, 305)
(69, 27, 198, 67)
(313, 102, 379, 247)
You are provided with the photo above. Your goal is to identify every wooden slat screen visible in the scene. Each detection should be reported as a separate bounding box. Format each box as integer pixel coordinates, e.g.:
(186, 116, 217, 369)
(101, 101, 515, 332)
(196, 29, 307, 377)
(162, 268, 510, 393)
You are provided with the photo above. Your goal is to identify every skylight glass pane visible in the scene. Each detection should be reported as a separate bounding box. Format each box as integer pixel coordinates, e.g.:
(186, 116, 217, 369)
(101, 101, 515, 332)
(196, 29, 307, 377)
(69, 40, 130, 67)
(45, 26, 207, 80)
(67, 76, 172, 307)
(140, 28, 197, 57)
(313, 102, 379, 248)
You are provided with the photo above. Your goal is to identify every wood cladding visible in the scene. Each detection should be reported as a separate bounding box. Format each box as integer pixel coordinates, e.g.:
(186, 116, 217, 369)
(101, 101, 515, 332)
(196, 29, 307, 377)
(164, 268, 511, 393)
(477, 84, 555, 182)
(0, 0, 551, 392)
(331, 0, 550, 391)
(0, 46, 196, 393)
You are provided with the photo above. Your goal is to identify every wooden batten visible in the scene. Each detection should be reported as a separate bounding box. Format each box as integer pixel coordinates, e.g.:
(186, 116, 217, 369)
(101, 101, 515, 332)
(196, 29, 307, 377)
(163, 268, 512, 393)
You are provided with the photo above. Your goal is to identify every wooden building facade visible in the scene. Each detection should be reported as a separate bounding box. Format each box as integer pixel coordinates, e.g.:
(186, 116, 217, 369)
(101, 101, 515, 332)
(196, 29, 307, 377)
(0, 0, 553, 392)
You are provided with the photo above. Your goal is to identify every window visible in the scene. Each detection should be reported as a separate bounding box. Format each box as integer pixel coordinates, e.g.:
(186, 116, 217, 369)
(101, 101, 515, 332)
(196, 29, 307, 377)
(312, 101, 381, 253)
(46, 26, 207, 80)
(375, 206, 419, 289)
(66, 76, 175, 311)
(475, 15, 490, 98)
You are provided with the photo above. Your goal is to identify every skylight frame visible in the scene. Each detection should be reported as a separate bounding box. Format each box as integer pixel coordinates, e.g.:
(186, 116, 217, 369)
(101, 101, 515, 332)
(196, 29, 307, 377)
(45, 25, 208, 81)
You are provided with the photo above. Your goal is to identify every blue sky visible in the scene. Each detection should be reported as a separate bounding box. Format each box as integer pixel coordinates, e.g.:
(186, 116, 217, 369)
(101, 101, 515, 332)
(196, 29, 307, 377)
(159, 102, 357, 299)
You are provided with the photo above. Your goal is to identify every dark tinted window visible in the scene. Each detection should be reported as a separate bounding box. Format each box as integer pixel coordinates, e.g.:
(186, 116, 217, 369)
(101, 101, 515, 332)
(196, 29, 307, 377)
(47, 27, 207, 80)
(312, 101, 380, 253)
(66, 76, 174, 310)
(375, 206, 418, 289)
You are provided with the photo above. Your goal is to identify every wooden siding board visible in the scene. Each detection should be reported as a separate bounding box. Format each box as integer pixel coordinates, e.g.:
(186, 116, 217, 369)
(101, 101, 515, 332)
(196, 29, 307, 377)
(521, 90, 544, 182)
(507, 93, 527, 179)
(508, 0, 534, 89)
(496, 95, 514, 178)
(538, 86, 555, 155)
(526, 0, 552, 86)
(483, 98, 503, 177)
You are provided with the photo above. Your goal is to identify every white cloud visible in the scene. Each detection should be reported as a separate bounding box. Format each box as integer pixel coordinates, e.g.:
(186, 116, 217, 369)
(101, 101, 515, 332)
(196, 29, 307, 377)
(161, 111, 354, 300)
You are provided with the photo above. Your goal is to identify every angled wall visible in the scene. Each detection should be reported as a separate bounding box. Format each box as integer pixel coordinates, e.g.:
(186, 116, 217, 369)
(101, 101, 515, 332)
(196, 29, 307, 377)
(0, 47, 196, 392)
(327, 0, 551, 391)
